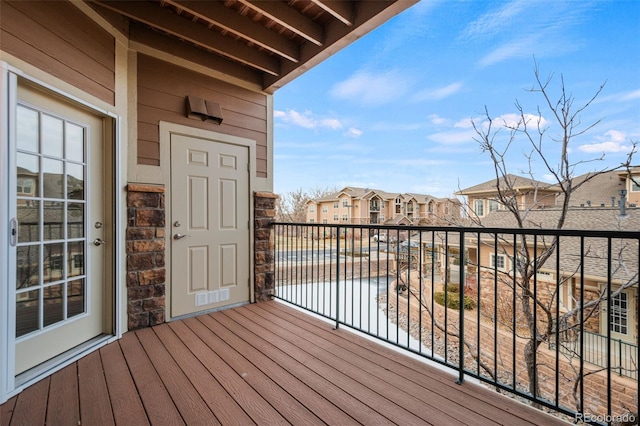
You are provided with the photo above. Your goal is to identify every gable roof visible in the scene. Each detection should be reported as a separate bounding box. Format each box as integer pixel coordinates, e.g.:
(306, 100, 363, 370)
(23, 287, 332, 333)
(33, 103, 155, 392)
(456, 174, 560, 195)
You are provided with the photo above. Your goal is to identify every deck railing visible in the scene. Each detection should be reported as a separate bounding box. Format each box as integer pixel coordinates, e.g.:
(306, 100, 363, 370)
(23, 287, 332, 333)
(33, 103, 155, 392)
(272, 222, 639, 425)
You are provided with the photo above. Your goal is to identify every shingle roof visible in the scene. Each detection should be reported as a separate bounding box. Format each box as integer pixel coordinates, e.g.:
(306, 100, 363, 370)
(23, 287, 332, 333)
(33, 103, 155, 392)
(456, 174, 559, 195)
(556, 170, 626, 208)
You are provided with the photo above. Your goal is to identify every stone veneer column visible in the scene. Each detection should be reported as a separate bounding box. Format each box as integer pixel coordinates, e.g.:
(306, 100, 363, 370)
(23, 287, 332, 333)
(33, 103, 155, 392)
(254, 192, 278, 301)
(126, 184, 166, 329)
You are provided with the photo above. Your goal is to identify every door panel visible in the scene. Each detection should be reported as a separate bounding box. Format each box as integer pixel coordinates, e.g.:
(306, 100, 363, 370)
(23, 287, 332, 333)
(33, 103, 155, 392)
(171, 134, 250, 317)
(13, 82, 106, 374)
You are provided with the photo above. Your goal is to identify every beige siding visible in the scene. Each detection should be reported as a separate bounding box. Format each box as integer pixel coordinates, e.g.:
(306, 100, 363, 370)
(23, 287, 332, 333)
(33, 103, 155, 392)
(136, 54, 268, 177)
(0, 0, 115, 105)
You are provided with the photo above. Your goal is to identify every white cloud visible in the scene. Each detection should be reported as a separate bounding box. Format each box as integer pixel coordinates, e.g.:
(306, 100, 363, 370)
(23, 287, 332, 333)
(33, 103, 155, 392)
(427, 129, 477, 145)
(495, 113, 549, 129)
(275, 109, 344, 130)
(344, 127, 363, 138)
(461, 0, 533, 40)
(330, 69, 413, 106)
(428, 114, 449, 126)
(414, 82, 463, 101)
(578, 130, 633, 153)
(478, 35, 541, 67)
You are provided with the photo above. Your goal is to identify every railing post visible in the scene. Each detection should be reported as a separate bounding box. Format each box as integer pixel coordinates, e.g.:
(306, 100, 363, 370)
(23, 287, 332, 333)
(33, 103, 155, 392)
(457, 231, 465, 385)
(335, 226, 341, 330)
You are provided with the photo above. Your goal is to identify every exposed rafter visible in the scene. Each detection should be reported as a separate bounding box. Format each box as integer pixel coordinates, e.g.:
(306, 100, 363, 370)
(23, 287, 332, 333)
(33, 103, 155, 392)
(89, 0, 418, 93)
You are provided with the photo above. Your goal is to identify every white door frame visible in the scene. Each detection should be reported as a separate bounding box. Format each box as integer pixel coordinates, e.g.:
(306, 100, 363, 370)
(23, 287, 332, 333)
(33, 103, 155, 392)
(0, 63, 123, 404)
(159, 121, 256, 320)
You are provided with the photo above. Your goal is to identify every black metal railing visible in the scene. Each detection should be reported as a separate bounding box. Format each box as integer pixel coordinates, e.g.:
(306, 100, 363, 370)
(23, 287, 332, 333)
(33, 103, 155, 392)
(551, 330, 638, 379)
(272, 222, 639, 425)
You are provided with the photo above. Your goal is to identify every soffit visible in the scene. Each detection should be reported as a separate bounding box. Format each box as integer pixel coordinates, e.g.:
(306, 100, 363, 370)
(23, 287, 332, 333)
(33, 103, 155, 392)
(89, 0, 417, 93)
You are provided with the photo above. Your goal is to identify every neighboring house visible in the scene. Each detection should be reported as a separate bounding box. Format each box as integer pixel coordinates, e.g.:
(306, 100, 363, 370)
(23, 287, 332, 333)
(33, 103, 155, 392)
(306, 186, 461, 226)
(455, 174, 561, 218)
(454, 172, 640, 347)
(0, 0, 416, 403)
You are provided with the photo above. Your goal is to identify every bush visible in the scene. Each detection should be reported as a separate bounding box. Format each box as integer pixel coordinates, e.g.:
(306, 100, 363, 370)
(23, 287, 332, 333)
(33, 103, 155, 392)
(434, 291, 476, 310)
(445, 284, 460, 293)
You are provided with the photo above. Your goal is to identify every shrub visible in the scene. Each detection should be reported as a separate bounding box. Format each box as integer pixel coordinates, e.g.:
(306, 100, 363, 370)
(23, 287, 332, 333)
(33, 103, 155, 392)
(445, 284, 460, 293)
(434, 291, 476, 310)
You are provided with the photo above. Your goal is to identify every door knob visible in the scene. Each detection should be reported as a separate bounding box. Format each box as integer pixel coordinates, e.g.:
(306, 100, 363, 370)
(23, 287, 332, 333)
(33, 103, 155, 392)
(173, 233, 189, 240)
(93, 238, 106, 246)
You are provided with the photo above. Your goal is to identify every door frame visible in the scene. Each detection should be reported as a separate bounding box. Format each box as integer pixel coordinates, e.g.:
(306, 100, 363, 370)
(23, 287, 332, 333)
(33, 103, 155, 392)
(159, 121, 256, 320)
(0, 63, 123, 403)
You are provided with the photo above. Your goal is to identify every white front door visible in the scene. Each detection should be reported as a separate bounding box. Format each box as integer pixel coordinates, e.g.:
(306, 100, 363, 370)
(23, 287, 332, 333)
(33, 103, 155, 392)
(12, 81, 108, 374)
(170, 133, 250, 318)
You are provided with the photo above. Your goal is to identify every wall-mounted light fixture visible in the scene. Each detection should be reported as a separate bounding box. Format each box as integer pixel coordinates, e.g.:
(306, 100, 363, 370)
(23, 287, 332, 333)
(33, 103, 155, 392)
(186, 96, 223, 124)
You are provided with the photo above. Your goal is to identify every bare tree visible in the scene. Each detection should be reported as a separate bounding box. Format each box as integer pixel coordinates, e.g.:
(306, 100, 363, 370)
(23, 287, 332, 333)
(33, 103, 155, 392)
(276, 186, 337, 223)
(471, 62, 638, 409)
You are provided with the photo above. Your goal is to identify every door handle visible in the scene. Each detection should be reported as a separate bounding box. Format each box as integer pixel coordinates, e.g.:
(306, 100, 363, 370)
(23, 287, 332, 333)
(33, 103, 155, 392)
(173, 233, 190, 240)
(93, 238, 106, 246)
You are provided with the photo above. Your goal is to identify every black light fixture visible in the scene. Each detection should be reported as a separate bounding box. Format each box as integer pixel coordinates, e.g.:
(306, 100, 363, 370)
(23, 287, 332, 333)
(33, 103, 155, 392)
(186, 96, 223, 124)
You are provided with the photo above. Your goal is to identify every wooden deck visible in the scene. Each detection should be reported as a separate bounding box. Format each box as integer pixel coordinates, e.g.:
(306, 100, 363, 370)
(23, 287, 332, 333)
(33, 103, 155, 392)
(0, 301, 569, 425)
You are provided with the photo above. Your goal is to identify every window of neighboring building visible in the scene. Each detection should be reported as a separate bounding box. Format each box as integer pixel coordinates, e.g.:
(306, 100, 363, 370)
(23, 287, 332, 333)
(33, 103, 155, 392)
(309, 219, 314, 223)
(381, 201, 385, 208)
(610, 292, 629, 335)
(343, 200, 348, 207)
(489, 200, 499, 212)
(322, 206, 328, 213)
(334, 201, 339, 208)
(490, 253, 506, 271)
(309, 205, 315, 213)
(17, 177, 34, 195)
(333, 214, 338, 221)
(380, 214, 385, 221)
(474, 200, 484, 217)
(631, 180, 640, 192)
(342, 214, 348, 221)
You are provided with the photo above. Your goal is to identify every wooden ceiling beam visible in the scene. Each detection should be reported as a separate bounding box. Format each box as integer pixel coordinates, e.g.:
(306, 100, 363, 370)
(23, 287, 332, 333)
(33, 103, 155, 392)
(237, 0, 324, 46)
(166, 0, 299, 63)
(310, 0, 353, 26)
(92, 0, 280, 75)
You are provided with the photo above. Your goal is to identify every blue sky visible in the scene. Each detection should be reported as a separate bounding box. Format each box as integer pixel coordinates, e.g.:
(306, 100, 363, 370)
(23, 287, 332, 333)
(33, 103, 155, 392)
(273, 0, 640, 198)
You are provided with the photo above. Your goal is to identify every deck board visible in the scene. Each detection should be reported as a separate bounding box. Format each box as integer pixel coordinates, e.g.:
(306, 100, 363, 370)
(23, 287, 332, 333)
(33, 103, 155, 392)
(0, 301, 570, 426)
(47, 363, 79, 425)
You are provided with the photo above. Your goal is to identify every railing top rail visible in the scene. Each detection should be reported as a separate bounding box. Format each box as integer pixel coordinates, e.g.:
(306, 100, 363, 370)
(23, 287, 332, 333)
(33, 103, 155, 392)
(272, 222, 640, 240)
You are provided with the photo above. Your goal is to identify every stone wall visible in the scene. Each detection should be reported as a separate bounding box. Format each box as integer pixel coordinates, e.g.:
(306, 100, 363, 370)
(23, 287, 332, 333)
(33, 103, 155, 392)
(255, 192, 278, 301)
(126, 184, 166, 329)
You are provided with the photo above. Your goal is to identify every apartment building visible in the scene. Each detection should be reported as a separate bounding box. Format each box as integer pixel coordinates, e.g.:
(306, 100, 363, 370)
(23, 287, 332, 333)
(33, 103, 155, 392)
(306, 186, 461, 226)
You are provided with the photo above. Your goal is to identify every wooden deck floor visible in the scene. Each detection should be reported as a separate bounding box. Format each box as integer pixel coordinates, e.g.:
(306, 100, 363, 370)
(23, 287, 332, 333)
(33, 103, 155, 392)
(0, 301, 569, 425)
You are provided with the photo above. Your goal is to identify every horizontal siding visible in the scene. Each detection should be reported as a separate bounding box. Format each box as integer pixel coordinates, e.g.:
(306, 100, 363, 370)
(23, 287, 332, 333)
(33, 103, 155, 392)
(137, 54, 268, 177)
(0, 0, 115, 105)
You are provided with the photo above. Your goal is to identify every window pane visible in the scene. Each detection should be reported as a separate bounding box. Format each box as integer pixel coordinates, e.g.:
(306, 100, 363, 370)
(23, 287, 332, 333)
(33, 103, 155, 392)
(16, 290, 40, 337)
(17, 245, 40, 289)
(44, 243, 64, 283)
(67, 279, 85, 318)
(17, 200, 40, 243)
(43, 201, 64, 241)
(43, 158, 64, 199)
(43, 284, 64, 327)
(17, 152, 39, 198)
(16, 106, 39, 152)
(65, 122, 85, 162)
(41, 114, 63, 158)
(67, 162, 84, 200)
(67, 202, 84, 238)
(67, 242, 84, 277)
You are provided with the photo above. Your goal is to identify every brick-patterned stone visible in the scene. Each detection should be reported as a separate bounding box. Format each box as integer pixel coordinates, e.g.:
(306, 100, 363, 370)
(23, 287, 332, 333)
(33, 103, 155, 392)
(139, 268, 166, 286)
(254, 191, 278, 302)
(126, 185, 166, 330)
(131, 240, 165, 253)
(136, 209, 165, 227)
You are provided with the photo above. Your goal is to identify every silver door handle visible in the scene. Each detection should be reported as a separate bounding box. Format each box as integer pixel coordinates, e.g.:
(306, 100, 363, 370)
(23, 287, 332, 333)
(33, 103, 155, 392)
(173, 233, 189, 240)
(93, 238, 106, 246)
